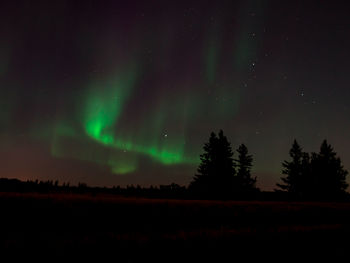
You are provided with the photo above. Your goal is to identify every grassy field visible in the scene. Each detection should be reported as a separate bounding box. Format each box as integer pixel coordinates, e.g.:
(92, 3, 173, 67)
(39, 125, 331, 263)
(0, 192, 349, 261)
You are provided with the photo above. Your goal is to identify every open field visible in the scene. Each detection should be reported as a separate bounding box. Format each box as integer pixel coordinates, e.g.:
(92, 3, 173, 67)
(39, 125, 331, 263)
(0, 192, 350, 261)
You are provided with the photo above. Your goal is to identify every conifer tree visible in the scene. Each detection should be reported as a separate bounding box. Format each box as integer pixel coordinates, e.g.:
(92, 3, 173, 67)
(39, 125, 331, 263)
(277, 140, 306, 196)
(235, 144, 256, 191)
(278, 139, 348, 199)
(310, 140, 348, 198)
(190, 130, 236, 197)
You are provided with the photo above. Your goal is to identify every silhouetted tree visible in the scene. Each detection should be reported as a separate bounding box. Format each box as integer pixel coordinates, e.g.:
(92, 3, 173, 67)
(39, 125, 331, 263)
(278, 139, 348, 200)
(309, 140, 348, 199)
(300, 152, 312, 195)
(189, 130, 236, 198)
(277, 140, 308, 197)
(235, 144, 256, 191)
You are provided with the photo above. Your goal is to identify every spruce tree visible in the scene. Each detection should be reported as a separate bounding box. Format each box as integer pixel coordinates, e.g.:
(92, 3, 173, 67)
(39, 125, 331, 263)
(235, 144, 256, 191)
(300, 152, 312, 196)
(310, 140, 348, 199)
(278, 139, 348, 199)
(190, 130, 236, 198)
(277, 140, 306, 196)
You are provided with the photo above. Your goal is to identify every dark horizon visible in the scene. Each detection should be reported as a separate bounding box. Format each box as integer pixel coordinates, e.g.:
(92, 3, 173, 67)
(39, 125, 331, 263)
(1, 0, 350, 191)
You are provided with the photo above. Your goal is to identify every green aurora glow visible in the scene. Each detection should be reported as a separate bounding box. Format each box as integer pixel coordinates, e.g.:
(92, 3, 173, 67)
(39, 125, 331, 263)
(40, 3, 260, 176)
(77, 64, 196, 172)
(2, 2, 259, 178)
(4, 1, 348, 191)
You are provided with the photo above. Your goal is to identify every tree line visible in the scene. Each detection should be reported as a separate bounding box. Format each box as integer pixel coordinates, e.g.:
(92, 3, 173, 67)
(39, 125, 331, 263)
(189, 130, 257, 199)
(0, 130, 348, 200)
(277, 139, 348, 200)
(0, 178, 188, 198)
(190, 130, 348, 200)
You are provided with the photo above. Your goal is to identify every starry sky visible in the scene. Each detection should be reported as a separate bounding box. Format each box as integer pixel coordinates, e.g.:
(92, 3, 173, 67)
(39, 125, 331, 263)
(1, 0, 350, 190)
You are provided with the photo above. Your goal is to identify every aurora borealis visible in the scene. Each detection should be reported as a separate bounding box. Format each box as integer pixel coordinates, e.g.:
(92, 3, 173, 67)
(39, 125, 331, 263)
(1, 1, 350, 190)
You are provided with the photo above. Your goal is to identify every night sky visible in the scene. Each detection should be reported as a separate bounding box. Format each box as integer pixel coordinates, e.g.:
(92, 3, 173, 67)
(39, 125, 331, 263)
(1, 1, 350, 190)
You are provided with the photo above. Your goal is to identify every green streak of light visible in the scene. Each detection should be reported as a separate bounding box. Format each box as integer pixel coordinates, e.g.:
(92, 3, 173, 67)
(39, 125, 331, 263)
(51, 131, 138, 175)
(82, 72, 197, 165)
(108, 157, 138, 174)
(114, 138, 185, 165)
(111, 165, 135, 174)
(83, 67, 137, 144)
(203, 13, 222, 85)
(113, 102, 196, 165)
(206, 42, 219, 84)
(232, 1, 265, 70)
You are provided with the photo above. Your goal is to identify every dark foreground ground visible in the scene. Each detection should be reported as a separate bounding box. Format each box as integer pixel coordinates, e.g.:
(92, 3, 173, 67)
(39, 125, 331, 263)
(0, 192, 350, 262)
